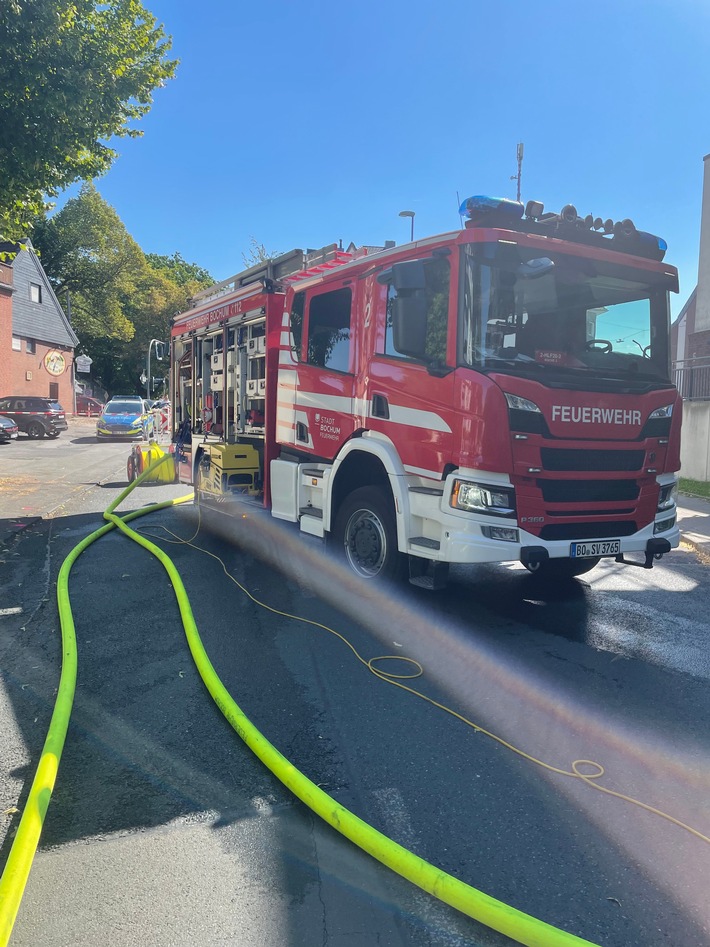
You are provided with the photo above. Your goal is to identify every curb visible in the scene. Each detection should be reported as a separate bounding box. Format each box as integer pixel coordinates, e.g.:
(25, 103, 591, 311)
(680, 533, 710, 565)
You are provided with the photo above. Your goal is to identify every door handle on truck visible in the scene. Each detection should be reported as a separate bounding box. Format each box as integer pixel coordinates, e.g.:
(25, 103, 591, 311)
(372, 394, 389, 419)
(296, 421, 308, 442)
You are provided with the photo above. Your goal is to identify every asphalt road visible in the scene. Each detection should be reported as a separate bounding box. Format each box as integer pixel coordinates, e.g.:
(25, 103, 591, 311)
(1, 421, 709, 947)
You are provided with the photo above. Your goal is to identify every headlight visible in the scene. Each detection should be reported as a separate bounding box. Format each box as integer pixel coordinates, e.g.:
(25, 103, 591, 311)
(657, 480, 678, 512)
(451, 480, 516, 517)
(649, 404, 673, 419)
(504, 392, 542, 413)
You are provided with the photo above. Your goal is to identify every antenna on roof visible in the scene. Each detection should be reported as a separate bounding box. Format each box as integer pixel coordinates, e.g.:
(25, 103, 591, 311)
(510, 142, 524, 202)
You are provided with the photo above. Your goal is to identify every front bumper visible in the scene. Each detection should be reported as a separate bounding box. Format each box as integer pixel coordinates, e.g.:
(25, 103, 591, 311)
(403, 470, 680, 567)
(97, 425, 144, 439)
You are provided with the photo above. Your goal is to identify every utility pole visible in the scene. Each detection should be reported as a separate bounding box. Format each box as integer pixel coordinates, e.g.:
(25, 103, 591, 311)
(510, 142, 524, 203)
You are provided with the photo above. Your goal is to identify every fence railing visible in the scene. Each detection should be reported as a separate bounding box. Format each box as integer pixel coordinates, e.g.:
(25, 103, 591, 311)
(673, 357, 710, 401)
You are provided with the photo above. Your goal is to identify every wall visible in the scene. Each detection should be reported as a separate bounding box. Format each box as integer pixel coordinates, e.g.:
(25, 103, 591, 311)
(0, 264, 12, 394)
(6, 245, 78, 408)
(10, 339, 75, 408)
(680, 400, 710, 481)
(696, 154, 710, 334)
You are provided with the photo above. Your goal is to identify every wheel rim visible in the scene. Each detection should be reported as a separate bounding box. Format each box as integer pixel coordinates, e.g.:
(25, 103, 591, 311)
(343, 508, 387, 577)
(27, 423, 41, 438)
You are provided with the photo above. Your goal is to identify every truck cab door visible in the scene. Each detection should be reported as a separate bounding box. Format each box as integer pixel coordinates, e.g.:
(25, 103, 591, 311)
(291, 280, 357, 455)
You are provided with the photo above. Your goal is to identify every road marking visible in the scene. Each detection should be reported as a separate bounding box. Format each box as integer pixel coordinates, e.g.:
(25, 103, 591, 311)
(0, 607, 23, 617)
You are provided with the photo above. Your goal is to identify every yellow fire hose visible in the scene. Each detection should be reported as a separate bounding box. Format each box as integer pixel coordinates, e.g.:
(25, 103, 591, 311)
(0, 453, 600, 947)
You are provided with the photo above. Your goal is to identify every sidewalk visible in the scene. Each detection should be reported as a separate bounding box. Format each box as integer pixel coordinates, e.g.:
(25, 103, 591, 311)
(676, 493, 710, 558)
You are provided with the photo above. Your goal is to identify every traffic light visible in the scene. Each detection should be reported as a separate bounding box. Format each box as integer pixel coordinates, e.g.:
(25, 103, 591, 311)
(155, 342, 167, 360)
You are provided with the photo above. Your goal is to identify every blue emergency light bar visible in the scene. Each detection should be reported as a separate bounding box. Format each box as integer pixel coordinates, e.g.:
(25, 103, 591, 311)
(459, 194, 667, 261)
(459, 195, 524, 220)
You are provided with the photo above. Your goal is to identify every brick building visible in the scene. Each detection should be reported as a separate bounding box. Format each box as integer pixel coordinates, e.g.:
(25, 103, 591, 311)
(0, 242, 79, 409)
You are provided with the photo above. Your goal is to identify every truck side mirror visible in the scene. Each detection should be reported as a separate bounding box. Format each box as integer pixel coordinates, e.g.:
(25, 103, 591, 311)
(378, 260, 427, 290)
(392, 295, 428, 360)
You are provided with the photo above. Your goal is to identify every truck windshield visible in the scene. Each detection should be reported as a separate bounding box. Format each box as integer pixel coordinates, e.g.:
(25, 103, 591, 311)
(458, 244, 672, 383)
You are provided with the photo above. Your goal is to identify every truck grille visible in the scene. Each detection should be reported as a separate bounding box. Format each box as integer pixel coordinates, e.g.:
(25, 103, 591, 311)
(540, 448, 644, 472)
(538, 479, 640, 503)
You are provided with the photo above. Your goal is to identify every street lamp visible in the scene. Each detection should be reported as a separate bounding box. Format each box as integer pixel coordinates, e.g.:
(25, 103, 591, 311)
(399, 210, 415, 242)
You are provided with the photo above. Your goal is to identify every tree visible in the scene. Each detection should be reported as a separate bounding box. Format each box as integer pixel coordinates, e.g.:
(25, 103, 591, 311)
(145, 251, 214, 288)
(31, 182, 147, 340)
(0, 0, 177, 241)
(32, 184, 213, 396)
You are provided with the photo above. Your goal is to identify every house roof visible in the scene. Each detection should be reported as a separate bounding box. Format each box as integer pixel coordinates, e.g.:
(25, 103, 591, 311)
(673, 285, 697, 328)
(8, 242, 79, 348)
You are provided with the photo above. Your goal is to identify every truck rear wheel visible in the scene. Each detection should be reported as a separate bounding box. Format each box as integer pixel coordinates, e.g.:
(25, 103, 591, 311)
(524, 557, 601, 579)
(333, 486, 405, 581)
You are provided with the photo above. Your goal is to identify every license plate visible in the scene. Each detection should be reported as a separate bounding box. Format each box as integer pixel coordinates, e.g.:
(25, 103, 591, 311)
(570, 540, 621, 558)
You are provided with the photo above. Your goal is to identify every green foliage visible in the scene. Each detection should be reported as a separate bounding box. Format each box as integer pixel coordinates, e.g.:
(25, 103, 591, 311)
(0, 0, 177, 241)
(32, 183, 146, 340)
(32, 184, 209, 396)
(146, 251, 214, 288)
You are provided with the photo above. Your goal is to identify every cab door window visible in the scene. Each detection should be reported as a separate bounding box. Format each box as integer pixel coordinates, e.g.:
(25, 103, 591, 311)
(305, 287, 353, 373)
(383, 256, 450, 364)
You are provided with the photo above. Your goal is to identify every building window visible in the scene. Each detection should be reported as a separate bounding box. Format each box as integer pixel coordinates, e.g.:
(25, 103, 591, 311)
(49, 382, 59, 401)
(26, 339, 36, 354)
(30, 283, 42, 303)
(12, 337, 21, 351)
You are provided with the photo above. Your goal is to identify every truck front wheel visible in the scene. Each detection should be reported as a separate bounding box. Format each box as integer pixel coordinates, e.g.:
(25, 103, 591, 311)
(333, 486, 405, 581)
(524, 557, 601, 580)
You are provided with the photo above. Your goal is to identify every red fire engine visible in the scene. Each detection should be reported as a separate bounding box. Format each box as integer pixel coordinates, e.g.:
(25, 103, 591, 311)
(170, 196, 681, 588)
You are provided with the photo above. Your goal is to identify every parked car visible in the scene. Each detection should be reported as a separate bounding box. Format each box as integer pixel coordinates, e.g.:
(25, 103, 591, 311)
(0, 396, 68, 439)
(0, 415, 19, 443)
(96, 400, 149, 440)
(76, 395, 105, 417)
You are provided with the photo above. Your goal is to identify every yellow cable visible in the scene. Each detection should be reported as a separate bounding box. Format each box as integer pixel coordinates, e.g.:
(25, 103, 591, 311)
(144, 519, 710, 847)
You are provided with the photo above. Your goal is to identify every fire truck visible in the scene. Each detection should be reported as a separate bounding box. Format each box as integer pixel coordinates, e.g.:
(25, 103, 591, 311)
(170, 196, 681, 588)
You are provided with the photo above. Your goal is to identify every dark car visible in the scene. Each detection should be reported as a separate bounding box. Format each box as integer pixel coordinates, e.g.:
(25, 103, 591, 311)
(76, 394, 105, 417)
(0, 396, 69, 439)
(0, 415, 19, 443)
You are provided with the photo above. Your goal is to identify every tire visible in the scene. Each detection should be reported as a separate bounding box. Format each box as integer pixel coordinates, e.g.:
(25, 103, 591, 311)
(524, 556, 601, 580)
(332, 486, 405, 581)
(47, 431, 60, 439)
(27, 421, 45, 439)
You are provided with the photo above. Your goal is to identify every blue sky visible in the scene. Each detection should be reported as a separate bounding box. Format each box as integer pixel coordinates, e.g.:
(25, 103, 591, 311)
(64, 0, 710, 318)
